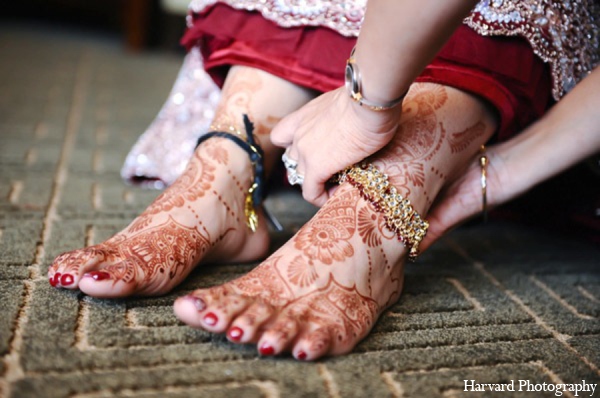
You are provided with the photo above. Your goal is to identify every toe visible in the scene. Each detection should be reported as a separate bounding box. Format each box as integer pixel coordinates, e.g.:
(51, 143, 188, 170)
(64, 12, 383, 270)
(257, 314, 300, 356)
(78, 261, 138, 298)
(292, 327, 332, 361)
(174, 287, 250, 333)
(226, 301, 274, 344)
(49, 246, 114, 290)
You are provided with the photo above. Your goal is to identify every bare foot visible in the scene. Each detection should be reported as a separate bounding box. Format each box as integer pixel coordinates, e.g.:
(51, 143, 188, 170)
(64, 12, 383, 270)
(49, 138, 270, 297)
(173, 83, 499, 360)
(174, 183, 407, 359)
(48, 65, 315, 298)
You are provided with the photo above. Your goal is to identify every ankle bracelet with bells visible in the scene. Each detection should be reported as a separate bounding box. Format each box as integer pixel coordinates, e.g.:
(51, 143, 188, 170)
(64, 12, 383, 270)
(335, 162, 429, 261)
(197, 114, 277, 233)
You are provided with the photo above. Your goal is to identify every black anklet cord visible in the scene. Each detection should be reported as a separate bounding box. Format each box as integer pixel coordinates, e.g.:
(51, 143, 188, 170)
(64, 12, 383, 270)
(196, 114, 265, 207)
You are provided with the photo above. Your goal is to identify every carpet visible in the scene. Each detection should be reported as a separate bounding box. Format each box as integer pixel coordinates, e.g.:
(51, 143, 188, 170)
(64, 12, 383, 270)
(1, 23, 598, 398)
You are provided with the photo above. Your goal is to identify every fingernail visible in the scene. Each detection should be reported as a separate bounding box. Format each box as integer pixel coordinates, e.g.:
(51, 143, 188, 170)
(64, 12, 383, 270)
(84, 271, 111, 281)
(203, 312, 218, 326)
(259, 343, 275, 356)
(227, 326, 243, 341)
(297, 351, 307, 360)
(60, 273, 74, 286)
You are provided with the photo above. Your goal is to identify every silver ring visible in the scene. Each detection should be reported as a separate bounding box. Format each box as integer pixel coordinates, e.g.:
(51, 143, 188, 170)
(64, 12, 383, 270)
(282, 151, 298, 171)
(287, 169, 304, 186)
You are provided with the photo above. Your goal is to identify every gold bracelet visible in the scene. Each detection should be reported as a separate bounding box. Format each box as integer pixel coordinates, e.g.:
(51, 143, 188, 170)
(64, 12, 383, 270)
(479, 145, 488, 223)
(336, 163, 429, 261)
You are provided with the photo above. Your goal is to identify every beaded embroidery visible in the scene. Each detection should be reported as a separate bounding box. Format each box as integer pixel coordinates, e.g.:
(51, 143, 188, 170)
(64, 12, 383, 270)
(465, 0, 599, 100)
(187, 0, 599, 100)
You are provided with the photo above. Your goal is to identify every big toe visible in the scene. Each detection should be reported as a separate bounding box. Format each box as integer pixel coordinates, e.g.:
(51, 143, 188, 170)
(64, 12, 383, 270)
(78, 261, 140, 298)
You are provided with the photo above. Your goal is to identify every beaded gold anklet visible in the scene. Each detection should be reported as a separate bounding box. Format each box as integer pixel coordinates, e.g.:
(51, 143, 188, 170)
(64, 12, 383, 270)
(335, 163, 429, 261)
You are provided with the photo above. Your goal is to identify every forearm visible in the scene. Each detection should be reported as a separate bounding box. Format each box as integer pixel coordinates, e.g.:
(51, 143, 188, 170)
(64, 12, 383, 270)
(354, 0, 478, 104)
(498, 67, 600, 198)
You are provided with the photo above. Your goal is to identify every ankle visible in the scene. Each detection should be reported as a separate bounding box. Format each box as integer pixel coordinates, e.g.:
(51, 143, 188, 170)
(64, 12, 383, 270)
(195, 138, 254, 185)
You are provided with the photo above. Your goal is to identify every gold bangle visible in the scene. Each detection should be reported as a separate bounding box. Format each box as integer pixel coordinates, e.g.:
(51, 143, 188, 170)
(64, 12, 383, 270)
(336, 163, 429, 261)
(479, 145, 488, 223)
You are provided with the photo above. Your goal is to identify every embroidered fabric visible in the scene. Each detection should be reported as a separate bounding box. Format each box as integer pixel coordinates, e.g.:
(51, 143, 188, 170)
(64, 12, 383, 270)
(187, 0, 599, 100)
(121, 48, 221, 188)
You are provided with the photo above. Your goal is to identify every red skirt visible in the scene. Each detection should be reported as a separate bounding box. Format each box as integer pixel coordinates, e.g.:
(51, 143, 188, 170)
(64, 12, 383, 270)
(182, 3, 553, 141)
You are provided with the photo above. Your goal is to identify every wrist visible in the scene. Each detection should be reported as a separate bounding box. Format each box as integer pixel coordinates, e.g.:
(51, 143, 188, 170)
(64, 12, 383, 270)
(344, 47, 408, 112)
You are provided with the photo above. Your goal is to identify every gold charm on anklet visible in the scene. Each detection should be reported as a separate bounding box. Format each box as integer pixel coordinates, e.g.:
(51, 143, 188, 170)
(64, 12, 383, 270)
(245, 183, 259, 232)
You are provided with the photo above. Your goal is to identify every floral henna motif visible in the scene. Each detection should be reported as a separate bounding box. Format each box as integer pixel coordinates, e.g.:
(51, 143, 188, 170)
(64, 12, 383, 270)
(212, 69, 263, 129)
(296, 275, 379, 343)
(205, 144, 229, 165)
(357, 205, 395, 248)
(378, 86, 448, 191)
(287, 255, 319, 288)
(108, 216, 212, 286)
(145, 151, 216, 214)
(51, 245, 117, 276)
(230, 256, 295, 307)
(294, 188, 359, 265)
(127, 149, 217, 232)
(448, 121, 486, 153)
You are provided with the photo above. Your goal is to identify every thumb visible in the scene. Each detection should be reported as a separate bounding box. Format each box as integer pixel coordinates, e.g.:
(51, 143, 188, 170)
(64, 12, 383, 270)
(270, 112, 297, 148)
(420, 170, 483, 251)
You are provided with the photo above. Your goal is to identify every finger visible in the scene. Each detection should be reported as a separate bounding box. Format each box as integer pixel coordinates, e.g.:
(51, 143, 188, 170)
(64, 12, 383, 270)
(301, 174, 330, 208)
(270, 112, 297, 148)
(420, 176, 482, 251)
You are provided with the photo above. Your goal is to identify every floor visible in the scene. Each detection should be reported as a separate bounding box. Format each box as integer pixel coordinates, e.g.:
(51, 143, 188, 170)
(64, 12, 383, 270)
(0, 23, 599, 398)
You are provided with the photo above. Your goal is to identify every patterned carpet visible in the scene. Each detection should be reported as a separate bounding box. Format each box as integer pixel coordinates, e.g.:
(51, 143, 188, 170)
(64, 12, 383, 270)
(1, 23, 599, 398)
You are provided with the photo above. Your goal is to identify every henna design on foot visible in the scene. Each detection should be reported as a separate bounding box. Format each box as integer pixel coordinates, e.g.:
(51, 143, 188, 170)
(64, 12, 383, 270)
(174, 82, 499, 360)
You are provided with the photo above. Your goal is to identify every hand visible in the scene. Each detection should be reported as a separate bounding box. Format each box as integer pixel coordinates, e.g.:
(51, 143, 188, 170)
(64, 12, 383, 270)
(271, 87, 402, 207)
(421, 146, 521, 251)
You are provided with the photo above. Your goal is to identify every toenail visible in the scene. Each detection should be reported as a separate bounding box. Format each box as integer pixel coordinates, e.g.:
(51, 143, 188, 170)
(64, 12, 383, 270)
(53, 272, 62, 285)
(227, 327, 243, 341)
(203, 312, 218, 326)
(297, 351, 307, 360)
(60, 274, 74, 286)
(84, 271, 111, 281)
(184, 295, 206, 311)
(259, 343, 275, 356)
(49, 276, 57, 287)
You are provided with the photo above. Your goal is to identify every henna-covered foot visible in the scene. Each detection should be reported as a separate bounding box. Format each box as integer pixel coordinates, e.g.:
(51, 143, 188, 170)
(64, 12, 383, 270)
(174, 184, 397, 359)
(174, 83, 499, 360)
(49, 138, 270, 297)
(49, 66, 315, 298)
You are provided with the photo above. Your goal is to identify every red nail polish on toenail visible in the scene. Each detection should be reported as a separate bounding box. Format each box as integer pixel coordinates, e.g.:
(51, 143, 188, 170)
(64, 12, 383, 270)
(60, 273, 74, 286)
(297, 351, 307, 360)
(53, 273, 62, 285)
(259, 343, 275, 356)
(84, 271, 111, 281)
(203, 312, 218, 326)
(49, 276, 57, 287)
(227, 327, 243, 341)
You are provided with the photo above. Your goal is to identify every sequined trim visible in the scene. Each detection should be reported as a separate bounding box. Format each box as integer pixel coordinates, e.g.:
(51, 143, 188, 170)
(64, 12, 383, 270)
(187, 0, 599, 100)
(465, 0, 599, 100)
(187, 0, 365, 37)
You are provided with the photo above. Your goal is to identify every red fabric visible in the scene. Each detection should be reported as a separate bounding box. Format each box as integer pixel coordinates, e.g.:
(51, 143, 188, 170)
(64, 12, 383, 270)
(181, 4, 597, 241)
(181, 3, 355, 93)
(181, 4, 553, 141)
